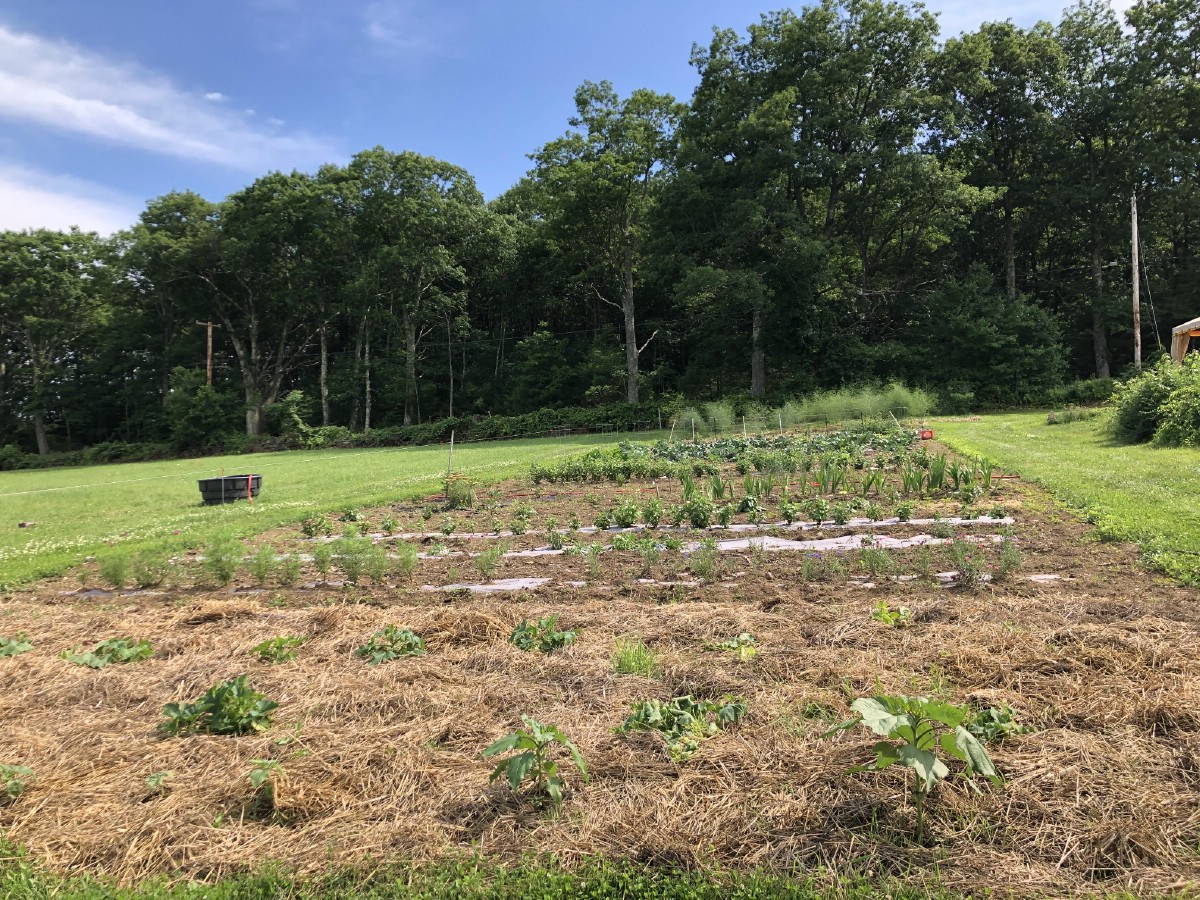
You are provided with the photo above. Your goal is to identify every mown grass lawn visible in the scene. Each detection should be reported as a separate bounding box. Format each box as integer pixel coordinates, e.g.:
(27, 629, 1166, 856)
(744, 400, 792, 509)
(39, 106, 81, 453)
(935, 411, 1200, 583)
(0, 433, 637, 588)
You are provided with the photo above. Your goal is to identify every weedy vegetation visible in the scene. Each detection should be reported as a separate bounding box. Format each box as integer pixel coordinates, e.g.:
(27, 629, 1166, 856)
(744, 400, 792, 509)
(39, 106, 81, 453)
(159, 675, 278, 737)
(355, 626, 426, 664)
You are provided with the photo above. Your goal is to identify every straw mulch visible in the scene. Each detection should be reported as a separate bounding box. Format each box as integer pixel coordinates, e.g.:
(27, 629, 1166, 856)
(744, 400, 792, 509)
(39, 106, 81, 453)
(2, 479, 1200, 897)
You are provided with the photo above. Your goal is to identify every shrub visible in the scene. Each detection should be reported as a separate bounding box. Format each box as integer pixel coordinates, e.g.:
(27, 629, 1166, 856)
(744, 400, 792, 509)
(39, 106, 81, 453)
(203, 535, 243, 586)
(130, 551, 171, 589)
(98, 554, 130, 590)
(1110, 356, 1192, 444)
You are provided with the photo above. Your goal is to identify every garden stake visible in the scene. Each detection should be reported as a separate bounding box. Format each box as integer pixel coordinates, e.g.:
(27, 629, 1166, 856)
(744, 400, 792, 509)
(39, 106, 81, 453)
(446, 430, 455, 486)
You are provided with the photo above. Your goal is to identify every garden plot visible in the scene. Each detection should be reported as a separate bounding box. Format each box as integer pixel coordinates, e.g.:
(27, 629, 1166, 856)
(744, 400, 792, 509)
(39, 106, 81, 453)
(3, 428, 1200, 896)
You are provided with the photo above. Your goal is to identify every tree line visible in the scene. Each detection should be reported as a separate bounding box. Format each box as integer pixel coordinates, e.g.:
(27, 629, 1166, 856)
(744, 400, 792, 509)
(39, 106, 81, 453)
(2, 0, 1196, 456)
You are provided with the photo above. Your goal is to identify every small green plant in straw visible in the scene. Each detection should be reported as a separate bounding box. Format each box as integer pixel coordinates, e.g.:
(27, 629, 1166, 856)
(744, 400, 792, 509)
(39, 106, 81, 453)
(824, 694, 1001, 842)
(481, 715, 588, 805)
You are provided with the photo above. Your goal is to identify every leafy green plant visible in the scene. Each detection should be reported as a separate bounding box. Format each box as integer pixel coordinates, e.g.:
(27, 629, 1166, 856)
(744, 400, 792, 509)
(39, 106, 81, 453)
(613, 637, 659, 676)
(716, 503, 735, 528)
(680, 496, 713, 529)
(444, 474, 477, 509)
(511, 616, 578, 653)
(831, 502, 852, 526)
(247, 758, 285, 816)
(144, 771, 173, 796)
(859, 543, 895, 579)
(160, 675, 278, 736)
(98, 553, 130, 590)
(475, 542, 507, 579)
(894, 500, 916, 522)
(252, 635, 304, 663)
(593, 508, 613, 530)
(613, 499, 640, 529)
(967, 705, 1028, 743)
(440, 516, 457, 536)
(617, 695, 746, 761)
(481, 715, 588, 805)
(1, 764, 35, 802)
(248, 546, 278, 587)
(0, 633, 33, 657)
(824, 695, 1001, 841)
(871, 599, 912, 627)
(394, 542, 420, 579)
(995, 536, 1022, 581)
(642, 497, 663, 528)
(688, 537, 720, 579)
(380, 515, 397, 534)
(948, 537, 987, 589)
(706, 632, 757, 660)
(355, 625, 425, 664)
(928, 517, 954, 539)
(584, 542, 605, 580)
(311, 542, 333, 581)
(130, 550, 171, 589)
(277, 553, 303, 587)
(203, 535, 242, 587)
(301, 514, 332, 538)
(62, 637, 153, 669)
(804, 497, 830, 525)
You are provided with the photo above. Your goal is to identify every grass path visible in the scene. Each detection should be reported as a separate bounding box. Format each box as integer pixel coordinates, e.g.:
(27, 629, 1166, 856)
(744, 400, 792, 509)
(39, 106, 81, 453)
(0, 433, 638, 588)
(934, 411, 1200, 582)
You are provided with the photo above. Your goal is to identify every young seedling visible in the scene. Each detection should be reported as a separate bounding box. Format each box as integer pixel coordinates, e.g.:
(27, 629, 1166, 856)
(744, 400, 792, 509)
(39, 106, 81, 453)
(706, 632, 757, 660)
(246, 759, 285, 816)
(824, 694, 1002, 842)
(0, 633, 33, 657)
(252, 636, 305, 663)
(617, 695, 746, 761)
(481, 715, 588, 805)
(871, 599, 912, 627)
(510, 616, 577, 653)
(1, 765, 35, 802)
(355, 625, 425, 664)
(63, 637, 153, 669)
(144, 771, 174, 797)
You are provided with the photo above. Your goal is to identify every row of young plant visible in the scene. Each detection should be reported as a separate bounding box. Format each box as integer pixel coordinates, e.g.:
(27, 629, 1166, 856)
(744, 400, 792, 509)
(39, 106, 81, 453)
(1, 613, 1024, 841)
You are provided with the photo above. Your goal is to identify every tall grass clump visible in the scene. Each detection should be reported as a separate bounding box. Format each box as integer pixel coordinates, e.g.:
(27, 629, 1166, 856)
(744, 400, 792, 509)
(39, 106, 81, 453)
(702, 401, 737, 434)
(782, 384, 933, 426)
(672, 406, 708, 438)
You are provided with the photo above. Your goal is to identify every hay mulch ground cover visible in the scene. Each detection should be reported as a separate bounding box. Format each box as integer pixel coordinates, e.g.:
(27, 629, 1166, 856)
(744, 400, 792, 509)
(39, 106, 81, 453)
(2, 439, 1199, 897)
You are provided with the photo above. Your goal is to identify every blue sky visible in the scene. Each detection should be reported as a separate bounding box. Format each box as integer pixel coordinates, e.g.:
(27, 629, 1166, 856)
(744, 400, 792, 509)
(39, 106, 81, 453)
(0, 0, 1135, 234)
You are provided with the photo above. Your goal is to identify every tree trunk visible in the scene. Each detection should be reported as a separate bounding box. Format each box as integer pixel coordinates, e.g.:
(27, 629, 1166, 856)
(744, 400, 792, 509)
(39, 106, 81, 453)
(319, 321, 330, 426)
(1004, 192, 1017, 301)
(623, 229, 639, 405)
(447, 316, 454, 418)
(750, 300, 766, 398)
(1090, 236, 1111, 379)
(364, 328, 372, 432)
(403, 312, 418, 426)
(32, 411, 49, 456)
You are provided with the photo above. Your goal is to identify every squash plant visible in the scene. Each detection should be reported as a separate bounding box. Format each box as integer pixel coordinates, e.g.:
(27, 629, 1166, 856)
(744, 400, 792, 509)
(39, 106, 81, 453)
(825, 695, 1001, 841)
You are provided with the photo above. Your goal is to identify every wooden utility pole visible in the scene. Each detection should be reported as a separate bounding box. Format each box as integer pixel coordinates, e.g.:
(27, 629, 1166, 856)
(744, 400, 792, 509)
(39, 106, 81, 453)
(1132, 194, 1142, 370)
(195, 320, 222, 385)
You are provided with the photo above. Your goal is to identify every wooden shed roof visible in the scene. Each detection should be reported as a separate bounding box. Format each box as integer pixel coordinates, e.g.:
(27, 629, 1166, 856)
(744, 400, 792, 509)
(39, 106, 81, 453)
(1173, 315, 1200, 336)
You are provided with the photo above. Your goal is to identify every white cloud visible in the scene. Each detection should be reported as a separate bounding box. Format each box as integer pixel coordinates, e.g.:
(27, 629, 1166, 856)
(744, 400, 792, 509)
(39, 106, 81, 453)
(0, 24, 338, 172)
(204, 91, 227, 102)
(0, 162, 140, 235)
(935, 0, 1135, 38)
(363, 1, 442, 55)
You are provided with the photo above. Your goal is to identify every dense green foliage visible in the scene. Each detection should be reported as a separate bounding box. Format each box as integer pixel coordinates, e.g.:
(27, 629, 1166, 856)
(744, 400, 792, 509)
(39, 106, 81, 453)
(2, 1, 1196, 457)
(1110, 355, 1200, 446)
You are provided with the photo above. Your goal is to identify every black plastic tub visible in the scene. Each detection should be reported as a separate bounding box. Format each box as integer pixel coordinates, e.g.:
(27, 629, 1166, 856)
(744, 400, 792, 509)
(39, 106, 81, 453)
(198, 474, 262, 505)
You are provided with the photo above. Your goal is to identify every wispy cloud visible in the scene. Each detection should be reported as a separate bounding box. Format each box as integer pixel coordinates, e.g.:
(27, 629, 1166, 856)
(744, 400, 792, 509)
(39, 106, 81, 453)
(204, 91, 227, 102)
(363, 1, 445, 56)
(0, 24, 338, 171)
(0, 162, 141, 235)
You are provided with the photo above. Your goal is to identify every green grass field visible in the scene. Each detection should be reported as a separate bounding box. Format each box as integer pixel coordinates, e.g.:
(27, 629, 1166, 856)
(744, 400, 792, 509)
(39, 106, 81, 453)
(935, 411, 1200, 583)
(0, 433, 635, 588)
